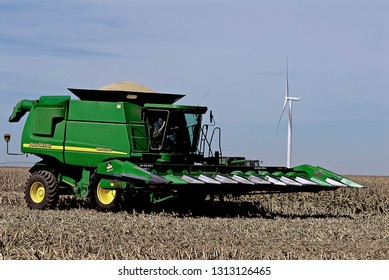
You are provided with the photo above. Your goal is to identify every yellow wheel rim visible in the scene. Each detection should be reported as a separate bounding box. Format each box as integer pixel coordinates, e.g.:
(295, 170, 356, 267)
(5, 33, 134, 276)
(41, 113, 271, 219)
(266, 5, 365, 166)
(30, 182, 45, 203)
(96, 184, 116, 205)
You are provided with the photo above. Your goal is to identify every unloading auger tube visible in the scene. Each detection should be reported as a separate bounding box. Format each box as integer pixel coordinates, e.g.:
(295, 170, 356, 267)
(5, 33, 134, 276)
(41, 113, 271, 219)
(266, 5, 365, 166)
(5, 82, 364, 211)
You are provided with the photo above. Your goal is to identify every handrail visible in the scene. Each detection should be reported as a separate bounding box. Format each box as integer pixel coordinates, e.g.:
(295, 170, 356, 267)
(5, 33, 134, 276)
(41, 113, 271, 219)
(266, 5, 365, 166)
(198, 125, 222, 160)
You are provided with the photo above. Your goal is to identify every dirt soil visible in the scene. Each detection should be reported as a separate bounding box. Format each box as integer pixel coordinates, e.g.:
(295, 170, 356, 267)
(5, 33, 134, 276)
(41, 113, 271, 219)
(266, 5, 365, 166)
(0, 167, 388, 260)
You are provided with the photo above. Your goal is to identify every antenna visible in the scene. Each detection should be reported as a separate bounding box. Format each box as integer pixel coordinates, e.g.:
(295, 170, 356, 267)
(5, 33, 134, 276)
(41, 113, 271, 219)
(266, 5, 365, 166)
(198, 86, 213, 106)
(276, 57, 300, 168)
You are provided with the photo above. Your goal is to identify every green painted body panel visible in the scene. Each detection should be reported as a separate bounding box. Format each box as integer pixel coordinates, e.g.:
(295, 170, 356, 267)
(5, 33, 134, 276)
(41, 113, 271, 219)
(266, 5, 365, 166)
(21, 97, 68, 162)
(128, 122, 149, 153)
(69, 101, 123, 123)
(68, 100, 125, 123)
(96, 159, 169, 185)
(19, 96, 144, 167)
(64, 121, 130, 166)
(9, 99, 37, 122)
(293, 164, 364, 188)
(123, 103, 144, 122)
(33, 106, 66, 136)
(68, 100, 142, 123)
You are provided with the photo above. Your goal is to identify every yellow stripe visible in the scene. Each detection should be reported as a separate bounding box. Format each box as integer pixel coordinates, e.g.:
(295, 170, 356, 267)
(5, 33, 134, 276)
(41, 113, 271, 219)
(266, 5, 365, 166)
(65, 146, 127, 155)
(65, 146, 100, 153)
(23, 143, 127, 155)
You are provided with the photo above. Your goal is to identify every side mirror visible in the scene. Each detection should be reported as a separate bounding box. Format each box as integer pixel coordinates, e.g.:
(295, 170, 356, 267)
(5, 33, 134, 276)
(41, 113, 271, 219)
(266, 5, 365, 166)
(4, 133, 24, 156)
(4, 134, 10, 143)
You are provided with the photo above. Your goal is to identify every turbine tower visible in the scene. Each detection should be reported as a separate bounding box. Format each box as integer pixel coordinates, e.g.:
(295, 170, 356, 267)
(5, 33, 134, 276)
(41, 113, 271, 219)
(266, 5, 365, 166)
(277, 60, 300, 168)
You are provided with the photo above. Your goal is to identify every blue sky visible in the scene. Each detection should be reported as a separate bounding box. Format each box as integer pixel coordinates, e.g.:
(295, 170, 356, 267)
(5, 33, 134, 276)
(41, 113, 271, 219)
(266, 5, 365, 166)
(0, 0, 388, 175)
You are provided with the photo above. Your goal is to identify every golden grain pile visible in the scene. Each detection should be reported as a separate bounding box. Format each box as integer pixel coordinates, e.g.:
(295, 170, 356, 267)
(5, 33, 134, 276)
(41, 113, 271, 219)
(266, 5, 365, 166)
(0, 167, 388, 260)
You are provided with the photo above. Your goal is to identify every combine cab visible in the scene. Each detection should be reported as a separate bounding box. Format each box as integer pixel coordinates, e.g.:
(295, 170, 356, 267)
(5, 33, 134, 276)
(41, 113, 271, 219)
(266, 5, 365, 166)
(6, 82, 364, 211)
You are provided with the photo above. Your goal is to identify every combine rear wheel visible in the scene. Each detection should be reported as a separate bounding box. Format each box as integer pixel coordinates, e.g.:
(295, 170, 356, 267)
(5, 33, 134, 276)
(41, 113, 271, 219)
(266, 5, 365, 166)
(25, 170, 59, 210)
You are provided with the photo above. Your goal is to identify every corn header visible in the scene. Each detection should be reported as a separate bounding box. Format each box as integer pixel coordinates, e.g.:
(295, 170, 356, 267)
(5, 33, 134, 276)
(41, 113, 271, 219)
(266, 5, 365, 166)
(5, 82, 364, 211)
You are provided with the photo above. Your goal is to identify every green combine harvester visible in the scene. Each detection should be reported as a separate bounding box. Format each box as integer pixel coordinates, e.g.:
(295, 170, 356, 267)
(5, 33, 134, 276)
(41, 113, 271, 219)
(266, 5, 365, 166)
(5, 82, 364, 211)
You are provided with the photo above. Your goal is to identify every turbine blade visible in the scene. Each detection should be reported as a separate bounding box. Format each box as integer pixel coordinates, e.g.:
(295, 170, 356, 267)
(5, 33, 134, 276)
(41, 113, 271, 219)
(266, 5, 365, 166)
(286, 57, 289, 98)
(277, 56, 289, 135)
(276, 99, 288, 135)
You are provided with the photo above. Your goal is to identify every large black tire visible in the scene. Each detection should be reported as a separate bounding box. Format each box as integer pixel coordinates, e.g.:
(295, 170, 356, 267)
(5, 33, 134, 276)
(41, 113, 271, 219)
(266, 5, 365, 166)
(90, 172, 123, 211)
(25, 170, 59, 210)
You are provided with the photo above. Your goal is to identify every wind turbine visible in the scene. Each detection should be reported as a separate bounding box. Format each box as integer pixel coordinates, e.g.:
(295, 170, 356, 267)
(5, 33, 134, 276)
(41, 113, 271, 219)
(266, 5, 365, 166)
(277, 60, 300, 168)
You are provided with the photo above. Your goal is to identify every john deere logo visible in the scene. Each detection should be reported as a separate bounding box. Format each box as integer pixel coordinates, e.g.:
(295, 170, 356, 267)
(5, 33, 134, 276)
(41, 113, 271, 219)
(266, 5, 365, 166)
(106, 162, 113, 172)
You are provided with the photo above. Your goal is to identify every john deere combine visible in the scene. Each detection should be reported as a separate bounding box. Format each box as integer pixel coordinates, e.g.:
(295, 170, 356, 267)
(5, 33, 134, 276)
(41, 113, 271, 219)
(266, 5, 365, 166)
(6, 82, 363, 211)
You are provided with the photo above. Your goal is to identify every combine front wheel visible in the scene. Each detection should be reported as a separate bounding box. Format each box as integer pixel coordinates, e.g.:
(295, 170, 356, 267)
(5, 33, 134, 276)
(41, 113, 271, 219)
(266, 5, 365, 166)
(92, 182, 122, 211)
(25, 170, 59, 209)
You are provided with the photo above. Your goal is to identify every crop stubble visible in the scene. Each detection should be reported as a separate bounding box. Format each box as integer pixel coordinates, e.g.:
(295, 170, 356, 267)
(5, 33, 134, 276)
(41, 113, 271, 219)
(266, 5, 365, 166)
(0, 167, 388, 260)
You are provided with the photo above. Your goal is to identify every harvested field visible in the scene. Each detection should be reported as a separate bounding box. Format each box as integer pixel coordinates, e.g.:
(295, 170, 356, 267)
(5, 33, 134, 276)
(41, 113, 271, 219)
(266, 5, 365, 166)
(0, 167, 388, 260)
